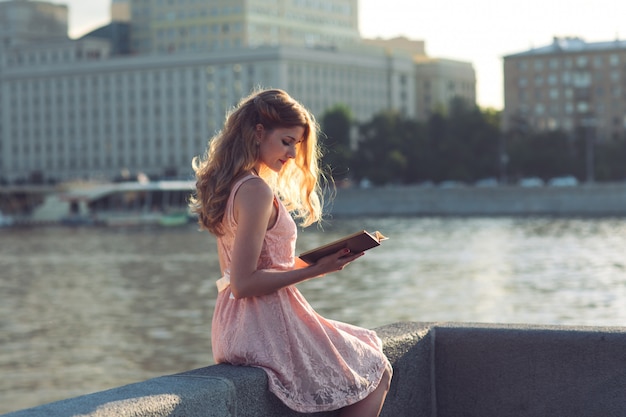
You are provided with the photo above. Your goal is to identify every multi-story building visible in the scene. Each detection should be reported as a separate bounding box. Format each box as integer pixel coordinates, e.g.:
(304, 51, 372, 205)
(503, 36, 626, 142)
(0, 0, 68, 47)
(364, 37, 476, 121)
(0, 0, 475, 185)
(111, 0, 131, 22)
(363, 36, 426, 56)
(80, 22, 132, 56)
(129, 0, 360, 54)
(414, 57, 476, 121)
(0, 41, 414, 184)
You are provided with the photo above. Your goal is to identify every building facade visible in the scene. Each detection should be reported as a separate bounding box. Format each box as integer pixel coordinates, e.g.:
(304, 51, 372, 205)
(0, 0, 68, 48)
(363, 37, 476, 121)
(0, 0, 476, 185)
(414, 57, 476, 121)
(80, 22, 132, 56)
(129, 0, 359, 54)
(0, 42, 414, 184)
(503, 37, 626, 142)
(111, 0, 131, 22)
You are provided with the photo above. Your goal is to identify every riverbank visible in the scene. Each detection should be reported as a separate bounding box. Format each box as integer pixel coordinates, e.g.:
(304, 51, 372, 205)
(2, 182, 625, 227)
(328, 182, 626, 217)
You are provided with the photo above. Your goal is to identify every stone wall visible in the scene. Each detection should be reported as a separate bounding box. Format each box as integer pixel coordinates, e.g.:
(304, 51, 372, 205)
(4, 322, 626, 417)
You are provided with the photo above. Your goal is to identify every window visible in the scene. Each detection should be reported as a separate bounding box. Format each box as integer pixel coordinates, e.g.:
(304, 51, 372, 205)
(549, 88, 559, 100)
(516, 59, 526, 70)
(593, 56, 603, 68)
(548, 74, 558, 85)
(613, 86, 621, 98)
(572, 72, 591, 87)
(577, 101, 589, 113)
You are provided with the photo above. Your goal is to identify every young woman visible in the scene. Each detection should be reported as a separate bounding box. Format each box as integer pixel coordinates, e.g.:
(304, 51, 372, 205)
(190, 88, 392, 417)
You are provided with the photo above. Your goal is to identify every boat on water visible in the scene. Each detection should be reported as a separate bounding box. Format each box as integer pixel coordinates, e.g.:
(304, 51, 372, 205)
(48, 180, 196, 227)
(158, 211, 191, 227)
(0, 211, 14, 227)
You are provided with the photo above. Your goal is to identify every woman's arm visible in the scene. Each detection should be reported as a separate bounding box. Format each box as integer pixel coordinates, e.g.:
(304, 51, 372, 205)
(228, 178, 362, 299)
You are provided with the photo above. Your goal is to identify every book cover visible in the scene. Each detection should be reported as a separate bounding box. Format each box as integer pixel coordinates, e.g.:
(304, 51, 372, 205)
(298, 230, 388, 265)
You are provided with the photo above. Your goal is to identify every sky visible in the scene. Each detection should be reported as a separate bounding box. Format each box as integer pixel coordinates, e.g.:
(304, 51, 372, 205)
(63, 0, 626, 110)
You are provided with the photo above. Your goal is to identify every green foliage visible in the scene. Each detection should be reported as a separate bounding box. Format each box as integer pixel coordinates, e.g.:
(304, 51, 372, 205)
(425, 97, 501, 182)
(506, 130, 584, 180)
(352, 111, 421, 185)
(594, 139, 626, 181)
(319, 104, 353, 181)
(318, 97, 625, 186)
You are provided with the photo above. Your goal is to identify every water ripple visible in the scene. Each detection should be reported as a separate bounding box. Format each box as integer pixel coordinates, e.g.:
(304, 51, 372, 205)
(1, 217, 626, 412)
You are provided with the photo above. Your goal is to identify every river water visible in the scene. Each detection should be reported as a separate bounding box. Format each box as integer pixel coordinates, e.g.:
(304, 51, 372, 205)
(1, 216, 625, 413)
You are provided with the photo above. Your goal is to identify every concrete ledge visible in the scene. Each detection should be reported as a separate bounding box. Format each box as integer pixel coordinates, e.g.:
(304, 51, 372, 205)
(432, 322, 626, 417)
(2, 374, 236, 417)
(178, 365, 335, 417)
(4, 322, 626, 417)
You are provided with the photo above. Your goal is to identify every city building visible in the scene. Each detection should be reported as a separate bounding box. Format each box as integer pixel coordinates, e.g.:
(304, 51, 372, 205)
(0, 37, 112, 68)
(362, 36, 426, 56)
(503, 36, 626, 142)
(0, 0, 68, 47)
(364, 37, 476, 121)
(414, 57, 476, 121)
(0, 42, 414, 184)
(80, 22, 132, 56)
(111, 0, 131, 23)
(128, 0, 360, 54)
(0, 0, 475, 185)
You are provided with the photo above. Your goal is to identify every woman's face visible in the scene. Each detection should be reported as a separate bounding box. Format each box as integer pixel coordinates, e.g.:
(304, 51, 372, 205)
(256, 124, 305, 173)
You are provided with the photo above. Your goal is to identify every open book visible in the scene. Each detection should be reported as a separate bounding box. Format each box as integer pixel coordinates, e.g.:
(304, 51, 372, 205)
(298, 230, 388, 265)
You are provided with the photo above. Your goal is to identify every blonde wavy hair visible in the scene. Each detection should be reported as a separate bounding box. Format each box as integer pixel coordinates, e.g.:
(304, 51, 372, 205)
(189, 88, 324, 236)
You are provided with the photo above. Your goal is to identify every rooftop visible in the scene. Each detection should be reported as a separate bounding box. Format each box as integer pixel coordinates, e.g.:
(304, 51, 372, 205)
(504, 36, 626, 58)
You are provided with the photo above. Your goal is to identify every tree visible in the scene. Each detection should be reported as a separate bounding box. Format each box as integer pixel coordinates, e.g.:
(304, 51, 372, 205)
(426, 98, 501, 183)
(595, 139, 626, 181)
(352, 111, 412, 185)
(507, 130, 584, 181)
(396, 117, 427, 184)
(319, 104, 353, 181)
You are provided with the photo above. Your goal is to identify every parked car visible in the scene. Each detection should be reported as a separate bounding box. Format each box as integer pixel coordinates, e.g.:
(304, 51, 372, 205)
(518, 177, 544, 187)
(438, 180, 465, 188)
(548, 176, 579, 187)
(474, 178, 499, 187)
(0, 211, 14, 227)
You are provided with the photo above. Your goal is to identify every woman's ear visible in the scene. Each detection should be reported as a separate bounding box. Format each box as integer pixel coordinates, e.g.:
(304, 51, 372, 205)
(255, 124, 264, 140)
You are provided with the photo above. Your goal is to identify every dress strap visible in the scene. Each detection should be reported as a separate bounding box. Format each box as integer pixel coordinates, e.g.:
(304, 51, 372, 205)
(224, 174, 260, 226)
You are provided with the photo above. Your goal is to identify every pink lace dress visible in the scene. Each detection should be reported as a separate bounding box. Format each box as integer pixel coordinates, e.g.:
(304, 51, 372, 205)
(211, 175, 391, 413)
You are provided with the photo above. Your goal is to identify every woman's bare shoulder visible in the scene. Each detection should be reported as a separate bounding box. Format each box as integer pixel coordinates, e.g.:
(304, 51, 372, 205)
(235, 176, 273, 207)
